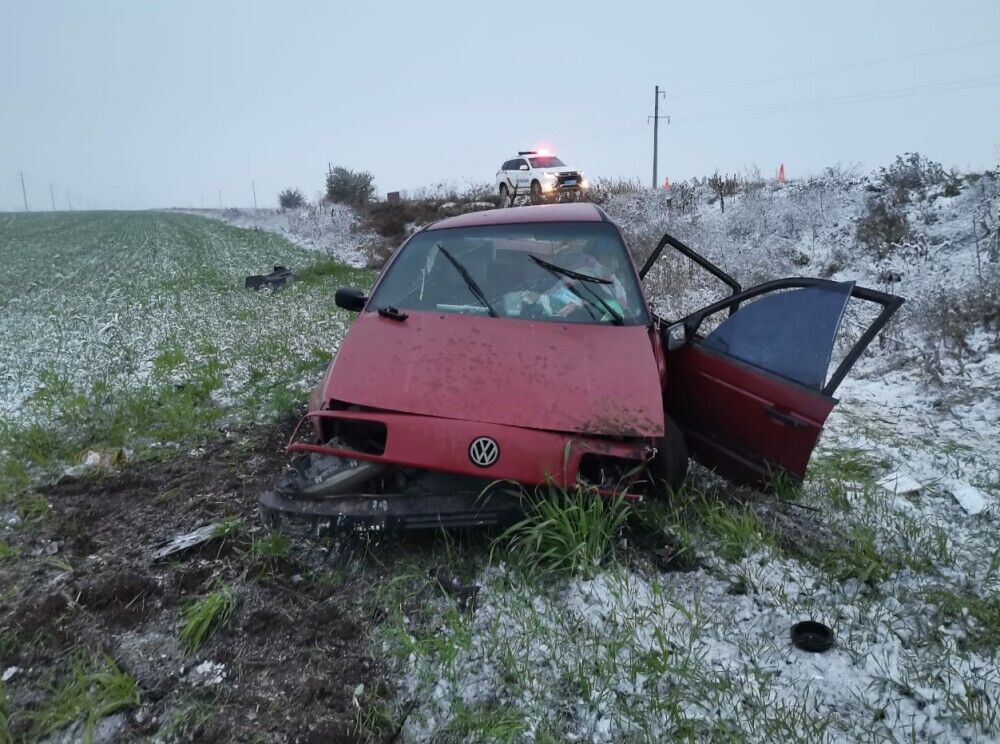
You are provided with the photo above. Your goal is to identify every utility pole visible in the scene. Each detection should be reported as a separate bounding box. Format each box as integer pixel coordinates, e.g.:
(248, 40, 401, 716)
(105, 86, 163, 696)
(218, 189, 223, 209)
(66, 189, 73, 210)
(50, 182, 56, 211)
(251, 181, 258, 211)
(20, 171, 29, 212)
(648, 86, 669, 189)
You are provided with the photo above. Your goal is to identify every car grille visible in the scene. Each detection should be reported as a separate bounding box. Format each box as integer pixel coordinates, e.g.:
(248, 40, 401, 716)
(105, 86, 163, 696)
(556, 171, 582, 187)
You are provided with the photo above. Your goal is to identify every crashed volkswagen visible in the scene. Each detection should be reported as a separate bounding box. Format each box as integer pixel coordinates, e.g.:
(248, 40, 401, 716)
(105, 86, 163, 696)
(261, 203, 902, 532)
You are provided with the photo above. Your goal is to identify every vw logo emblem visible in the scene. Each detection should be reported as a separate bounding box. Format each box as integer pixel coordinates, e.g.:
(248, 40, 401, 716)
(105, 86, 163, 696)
(468, 437, 499, 467)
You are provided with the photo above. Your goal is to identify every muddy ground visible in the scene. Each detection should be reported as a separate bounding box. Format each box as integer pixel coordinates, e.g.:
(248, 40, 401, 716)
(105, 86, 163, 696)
(1, 416, 831, 743)
(0, 418, 413, 743)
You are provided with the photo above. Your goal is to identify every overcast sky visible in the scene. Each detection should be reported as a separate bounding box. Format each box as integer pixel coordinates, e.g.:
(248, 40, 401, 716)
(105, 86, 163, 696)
(3, 0, 999, 211)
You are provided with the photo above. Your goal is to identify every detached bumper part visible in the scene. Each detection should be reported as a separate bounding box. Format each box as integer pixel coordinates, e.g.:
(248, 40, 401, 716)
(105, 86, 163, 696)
(262, 451, 526, 533)
(261, 489, 526, 534)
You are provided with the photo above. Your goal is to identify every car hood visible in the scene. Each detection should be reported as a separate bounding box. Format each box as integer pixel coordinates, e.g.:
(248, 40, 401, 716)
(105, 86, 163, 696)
(321, 311, 664, 437)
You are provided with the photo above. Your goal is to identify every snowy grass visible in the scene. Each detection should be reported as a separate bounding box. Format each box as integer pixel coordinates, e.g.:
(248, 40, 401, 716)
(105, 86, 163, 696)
(368, 170, 1000, 742)
(0, 211, 370, 496)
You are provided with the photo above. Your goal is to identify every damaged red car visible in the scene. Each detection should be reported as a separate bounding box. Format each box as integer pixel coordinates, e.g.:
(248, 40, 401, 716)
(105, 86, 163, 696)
(261, 203, 902, 532)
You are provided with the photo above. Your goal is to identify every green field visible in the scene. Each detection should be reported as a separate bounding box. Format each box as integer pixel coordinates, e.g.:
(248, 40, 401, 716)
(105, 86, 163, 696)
(1, 210, 997, 743)
(0, 211, 369, 493)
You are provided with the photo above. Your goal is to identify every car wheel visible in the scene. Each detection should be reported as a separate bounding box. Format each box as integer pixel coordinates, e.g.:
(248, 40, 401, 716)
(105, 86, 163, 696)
(499, 183, 509, 207)
(530, 180, 542, 203)
(649, 415, 689, 493)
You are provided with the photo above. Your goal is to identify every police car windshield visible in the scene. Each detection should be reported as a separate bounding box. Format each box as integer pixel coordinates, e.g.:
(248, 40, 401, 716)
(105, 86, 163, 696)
(528, 156, 565, 168)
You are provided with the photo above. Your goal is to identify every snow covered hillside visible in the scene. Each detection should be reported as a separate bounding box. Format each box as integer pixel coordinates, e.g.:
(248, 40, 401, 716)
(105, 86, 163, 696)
(185, 204, 375, 268)
(385, 161, 1000, 742)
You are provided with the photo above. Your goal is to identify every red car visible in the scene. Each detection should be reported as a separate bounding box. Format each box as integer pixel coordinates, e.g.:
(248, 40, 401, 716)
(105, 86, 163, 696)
(262, 203, 902, 532)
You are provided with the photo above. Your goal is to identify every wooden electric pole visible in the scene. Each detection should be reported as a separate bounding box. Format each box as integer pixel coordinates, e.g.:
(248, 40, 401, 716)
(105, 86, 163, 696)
(20, 171, 29, 212)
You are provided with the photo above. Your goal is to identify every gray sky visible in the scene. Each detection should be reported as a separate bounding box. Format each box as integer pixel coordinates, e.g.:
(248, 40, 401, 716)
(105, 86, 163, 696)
(3, 0, 999, 211)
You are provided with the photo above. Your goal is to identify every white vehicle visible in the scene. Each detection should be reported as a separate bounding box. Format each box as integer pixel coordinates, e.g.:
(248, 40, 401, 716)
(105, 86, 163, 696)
(495, 150, 589, 203)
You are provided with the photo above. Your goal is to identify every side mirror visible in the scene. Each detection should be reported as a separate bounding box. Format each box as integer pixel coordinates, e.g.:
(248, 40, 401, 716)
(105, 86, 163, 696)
(665, 322, 687, 351)
(519, 164, 529, 171)
(335, 287, 368, 312)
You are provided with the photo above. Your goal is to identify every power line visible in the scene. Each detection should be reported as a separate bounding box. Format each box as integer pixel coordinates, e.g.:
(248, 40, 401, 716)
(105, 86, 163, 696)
(677, 72, 1000, 125)
(672, 38, 1000, 100)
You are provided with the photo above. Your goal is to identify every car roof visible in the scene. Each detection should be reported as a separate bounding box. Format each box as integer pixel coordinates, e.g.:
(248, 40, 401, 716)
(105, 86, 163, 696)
(426, 203, 606, 231)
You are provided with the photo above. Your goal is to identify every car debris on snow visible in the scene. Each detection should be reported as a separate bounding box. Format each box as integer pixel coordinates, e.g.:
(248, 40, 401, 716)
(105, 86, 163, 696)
(946, 479, 991, 515)
(150, 523, 221, 562)
(877, 471, 923, 495)
(244, 265, 296, 291)
(189, 660, 226, 685)
(63, 448, 128, 477)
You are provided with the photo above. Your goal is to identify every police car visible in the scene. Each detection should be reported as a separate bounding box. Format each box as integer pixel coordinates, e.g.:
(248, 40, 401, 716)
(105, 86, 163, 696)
(495, 150, 589, 202)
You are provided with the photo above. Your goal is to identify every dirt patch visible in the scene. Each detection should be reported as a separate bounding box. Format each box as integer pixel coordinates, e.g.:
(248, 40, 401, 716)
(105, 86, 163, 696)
(0, 418, 392, 742)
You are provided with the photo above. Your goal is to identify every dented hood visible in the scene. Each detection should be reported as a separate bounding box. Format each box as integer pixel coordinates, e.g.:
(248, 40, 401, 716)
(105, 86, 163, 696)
(321, 311, 664, 437)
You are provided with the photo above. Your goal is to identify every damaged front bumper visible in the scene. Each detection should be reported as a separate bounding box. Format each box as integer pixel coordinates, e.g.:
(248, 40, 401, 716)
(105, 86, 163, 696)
(260, 409, 656, 534)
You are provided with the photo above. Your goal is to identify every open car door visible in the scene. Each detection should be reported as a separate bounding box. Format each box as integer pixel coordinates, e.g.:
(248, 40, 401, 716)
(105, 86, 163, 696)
(641, 232, 903, 488)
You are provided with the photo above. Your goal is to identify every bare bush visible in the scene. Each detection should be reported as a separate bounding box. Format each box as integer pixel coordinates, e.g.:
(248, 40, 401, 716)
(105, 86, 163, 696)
(326, 166, 375, 206)
(708, 172, 740, 212)
(921, 267, 1000, 369)
(877, 153, 947, 205)
(856, 197, 910, 259)
(278, 188, 305, 209)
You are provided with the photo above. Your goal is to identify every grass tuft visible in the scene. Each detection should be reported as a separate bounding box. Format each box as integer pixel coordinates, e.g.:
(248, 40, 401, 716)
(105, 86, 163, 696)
(819, 525, 901, 585)
(27, 653, 138, 741)
(926, 588, 1000, 651)
(0, 541, 18, 562)
(180, 586, 236, 653)
(0, 682, 10, 744)
(498, 481, 632, 578)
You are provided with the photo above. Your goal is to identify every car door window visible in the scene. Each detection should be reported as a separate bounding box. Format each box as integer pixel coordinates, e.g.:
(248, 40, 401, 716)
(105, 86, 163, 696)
(700, 282, 853, 389)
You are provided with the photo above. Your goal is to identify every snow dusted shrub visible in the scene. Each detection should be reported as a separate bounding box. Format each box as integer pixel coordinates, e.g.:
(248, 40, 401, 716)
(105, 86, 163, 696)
(878, 152, 948, 205)
(856, 196, 910, 259)
(921, 267, 1000, 366)
(277, 188, 305, 209)
(325, 165, 375, 206)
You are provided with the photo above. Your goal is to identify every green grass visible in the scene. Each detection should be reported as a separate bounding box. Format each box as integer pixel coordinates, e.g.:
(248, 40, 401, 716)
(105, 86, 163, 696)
(0, 681, 11, 744)
(0, 211, 373, 497)
(26, 653, 138, 742)
(180, 586, 236, 653)
(818, 525, 902, 585)
(926, 588, 1000, 651)
(498, 481, 632, 578)
(0, 541, 18, 562)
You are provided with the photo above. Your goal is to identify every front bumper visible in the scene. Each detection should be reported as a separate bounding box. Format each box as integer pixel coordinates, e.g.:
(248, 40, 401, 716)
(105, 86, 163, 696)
(290, 409, 653, 489)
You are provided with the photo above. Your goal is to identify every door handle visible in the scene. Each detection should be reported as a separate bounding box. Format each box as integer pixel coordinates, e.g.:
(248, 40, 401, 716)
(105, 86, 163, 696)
(765, 407, 808, 429)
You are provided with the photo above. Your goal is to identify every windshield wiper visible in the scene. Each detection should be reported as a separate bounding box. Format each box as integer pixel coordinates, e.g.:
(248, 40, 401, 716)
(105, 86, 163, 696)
(529, 254, 612, 285)
(528, 254, 624, 325)
(436, 244, 497, 317)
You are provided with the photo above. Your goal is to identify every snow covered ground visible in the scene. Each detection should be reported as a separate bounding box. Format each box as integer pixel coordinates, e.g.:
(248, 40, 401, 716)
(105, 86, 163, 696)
(382, 165, 1000, 742)
(0, 211, 367, 438)
(182, 204, 375, 268)
(2, 162, 997, 741)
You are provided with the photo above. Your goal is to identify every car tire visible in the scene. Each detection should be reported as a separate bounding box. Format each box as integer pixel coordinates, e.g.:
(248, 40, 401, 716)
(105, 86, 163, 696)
(650, 415, 689, 493)
(499, 183, 509, 207)
(530, 180, 542, 203)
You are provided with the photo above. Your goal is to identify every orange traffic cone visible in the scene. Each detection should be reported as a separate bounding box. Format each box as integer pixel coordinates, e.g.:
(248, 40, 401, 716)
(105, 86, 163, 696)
(777, 164, 786, 184)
